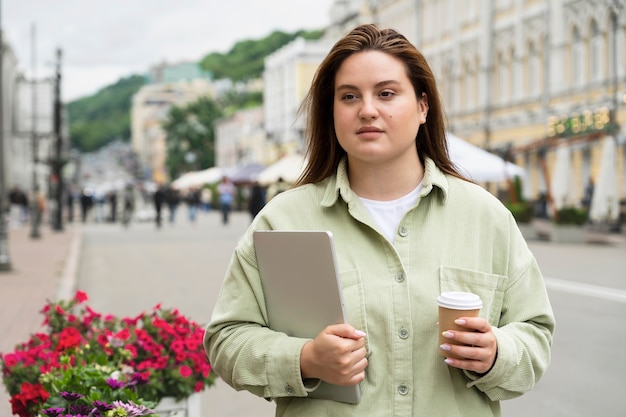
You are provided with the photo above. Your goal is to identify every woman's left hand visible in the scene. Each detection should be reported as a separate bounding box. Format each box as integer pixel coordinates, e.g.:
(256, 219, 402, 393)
(439, 317, 497, 375)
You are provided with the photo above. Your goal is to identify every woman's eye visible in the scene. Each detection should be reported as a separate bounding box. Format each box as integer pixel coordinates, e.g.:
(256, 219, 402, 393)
(342, 93, 358, 101)
(380, 91, 395, 98)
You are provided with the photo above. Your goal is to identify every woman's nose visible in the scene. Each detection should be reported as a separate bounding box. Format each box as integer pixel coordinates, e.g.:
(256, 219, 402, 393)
(358, 97, 378, 119)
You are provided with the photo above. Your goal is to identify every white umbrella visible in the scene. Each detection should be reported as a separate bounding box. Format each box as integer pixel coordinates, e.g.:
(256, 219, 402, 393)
(589, 136, 619, 223)
(171, 167, 223, 190)
(447, 133, 526, 182)
(550, 144, 577, 210)
(257, 154, 306, 186)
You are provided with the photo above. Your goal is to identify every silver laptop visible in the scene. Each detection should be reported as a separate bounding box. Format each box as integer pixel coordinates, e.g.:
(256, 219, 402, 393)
(253, 230, 361, 404)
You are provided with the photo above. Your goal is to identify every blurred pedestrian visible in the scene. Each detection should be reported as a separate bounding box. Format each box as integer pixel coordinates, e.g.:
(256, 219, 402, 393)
(247, 183, 266, 221)
(121, 184, 135, 227)
(205, 24, 555, 417)
(153, 185, 166, 228)
(582, 177, 594, 212)
(108, 190, 118, 223)
(8, 185, 27, 227)
(80, 188, 93, 223)
(217, 177, 236, 225)
(66, 187, 76, 223)
(165, 186, 180, 224)
(185, 187, 201, 224)
(266, 176, 290, 201)
(200, 187, 212, 212)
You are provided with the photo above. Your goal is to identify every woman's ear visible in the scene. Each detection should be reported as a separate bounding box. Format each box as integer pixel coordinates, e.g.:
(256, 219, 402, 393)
(418, 92, 429, 124)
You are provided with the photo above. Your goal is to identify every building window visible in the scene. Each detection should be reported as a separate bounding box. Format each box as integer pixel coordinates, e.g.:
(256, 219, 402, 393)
(590, 19, 603, 83)
(572, 26, 584, 87)
(528, 41, 541, 97)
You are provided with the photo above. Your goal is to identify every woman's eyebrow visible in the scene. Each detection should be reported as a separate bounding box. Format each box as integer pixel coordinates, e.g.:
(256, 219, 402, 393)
(335, 79, 400, 91)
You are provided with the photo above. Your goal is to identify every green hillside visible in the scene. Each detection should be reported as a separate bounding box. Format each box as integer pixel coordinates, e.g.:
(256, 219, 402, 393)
(68, 29, 323, 152)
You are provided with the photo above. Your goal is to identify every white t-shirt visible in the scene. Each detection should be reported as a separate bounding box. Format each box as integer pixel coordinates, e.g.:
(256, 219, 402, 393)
(359, 183, 422, 243)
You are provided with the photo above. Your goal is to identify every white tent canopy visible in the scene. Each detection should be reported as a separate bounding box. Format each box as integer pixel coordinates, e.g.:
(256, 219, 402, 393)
(447, 133, 526, 182)
(254, 134, 525, 187)
(256, 154, 306, 186)
(550, 144, 578, 210)
(589, 136, 619, 223)
(171, 167, 223, 190)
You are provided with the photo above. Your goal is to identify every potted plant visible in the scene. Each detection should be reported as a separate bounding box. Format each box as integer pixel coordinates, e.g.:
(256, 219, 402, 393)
(0, 291, 217, 417)
(505, 176, 536, 240)
(552, 206, 588, 243)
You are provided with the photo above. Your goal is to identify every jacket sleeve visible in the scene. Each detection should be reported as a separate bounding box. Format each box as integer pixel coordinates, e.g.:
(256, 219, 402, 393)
(203, 241, 313, 399)
(465, 215, 556, 401)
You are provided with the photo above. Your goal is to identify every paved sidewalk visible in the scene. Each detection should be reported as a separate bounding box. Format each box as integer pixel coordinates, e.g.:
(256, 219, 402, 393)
(0, 222, 81, 417)
(0, 216, 623, 416)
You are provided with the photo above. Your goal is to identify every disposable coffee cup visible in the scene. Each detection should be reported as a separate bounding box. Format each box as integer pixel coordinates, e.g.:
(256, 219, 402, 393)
(437, 291, 482, 358)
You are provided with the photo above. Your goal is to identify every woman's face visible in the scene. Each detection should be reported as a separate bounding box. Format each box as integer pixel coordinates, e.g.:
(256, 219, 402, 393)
(333, 50, 428, 168)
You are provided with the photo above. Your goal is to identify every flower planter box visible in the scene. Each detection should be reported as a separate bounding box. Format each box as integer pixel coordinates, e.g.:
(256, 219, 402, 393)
(551, 225, 586, 244)
(155, 393, 201, 417)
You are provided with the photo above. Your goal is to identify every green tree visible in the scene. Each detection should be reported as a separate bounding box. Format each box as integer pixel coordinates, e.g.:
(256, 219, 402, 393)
(163, 97, 223, 179)
(67, 75, 146, 151)
(200, 29, 322, 81)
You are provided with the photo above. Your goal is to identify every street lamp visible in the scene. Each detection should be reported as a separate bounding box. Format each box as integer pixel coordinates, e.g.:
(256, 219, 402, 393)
(0, 0, 12, 270)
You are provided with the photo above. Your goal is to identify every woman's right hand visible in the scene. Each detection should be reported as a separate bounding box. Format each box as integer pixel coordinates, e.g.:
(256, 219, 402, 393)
(300, 323, 368, 386)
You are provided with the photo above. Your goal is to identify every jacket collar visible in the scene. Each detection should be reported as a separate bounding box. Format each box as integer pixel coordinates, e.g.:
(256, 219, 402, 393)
(320, 156, 449, 208)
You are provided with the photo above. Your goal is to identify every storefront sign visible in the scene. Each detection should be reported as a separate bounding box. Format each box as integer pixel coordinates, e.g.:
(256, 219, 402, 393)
(547, 107, 613, 138)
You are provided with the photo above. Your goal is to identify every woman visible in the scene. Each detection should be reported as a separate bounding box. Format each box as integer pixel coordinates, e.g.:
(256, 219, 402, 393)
(204, 24, 554, 416)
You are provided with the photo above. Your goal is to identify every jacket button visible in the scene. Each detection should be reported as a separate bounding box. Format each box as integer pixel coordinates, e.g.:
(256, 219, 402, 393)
(398, 384, 409, 395)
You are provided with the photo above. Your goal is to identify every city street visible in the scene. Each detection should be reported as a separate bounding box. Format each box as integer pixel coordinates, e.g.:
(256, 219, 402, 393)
(74, 210, 626, 417)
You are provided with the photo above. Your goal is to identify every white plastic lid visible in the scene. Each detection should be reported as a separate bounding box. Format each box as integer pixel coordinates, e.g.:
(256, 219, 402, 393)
(437, 291, 483, 310)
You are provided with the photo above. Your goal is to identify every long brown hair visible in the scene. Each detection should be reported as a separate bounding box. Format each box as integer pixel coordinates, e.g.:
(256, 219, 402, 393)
(295, 24, 467, 186)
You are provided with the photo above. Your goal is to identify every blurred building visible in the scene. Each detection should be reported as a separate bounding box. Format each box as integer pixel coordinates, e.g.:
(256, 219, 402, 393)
(402, 0, 625, 223)
(215, 107, 268, 169)
(262, 36, 335, 156)
(255, 0, 626, 223)
(130, 63, 216, 184)
(0, 32, 23, 190)
(148, 61, 213, 84)
(1, 29, 55, 196)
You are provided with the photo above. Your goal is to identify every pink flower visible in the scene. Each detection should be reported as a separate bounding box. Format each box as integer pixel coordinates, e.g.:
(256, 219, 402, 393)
(179, 365, 192, 378)
(74, 290, 88, 303)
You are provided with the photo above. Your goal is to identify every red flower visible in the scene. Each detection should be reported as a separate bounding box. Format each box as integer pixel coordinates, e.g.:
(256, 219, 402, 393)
(115, 328, 131, 340)
(3, 353, 18, 367)
(10, 383, 50, 417)
(179, 365, 192, 378)
(56, 327, 82, 351)
(74, 290, 88, 303)
(124, 344, 138, 358)
(194, 380, 204, 392)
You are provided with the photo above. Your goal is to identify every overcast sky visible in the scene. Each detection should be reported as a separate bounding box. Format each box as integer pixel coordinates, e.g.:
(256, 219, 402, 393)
(3, 0, 335, 101)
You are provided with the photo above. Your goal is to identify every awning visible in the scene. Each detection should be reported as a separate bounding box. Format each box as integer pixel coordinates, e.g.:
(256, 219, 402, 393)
(171, 167, 223, 190)
(256, 154, 306, 186)
(447, 133, 526, 182)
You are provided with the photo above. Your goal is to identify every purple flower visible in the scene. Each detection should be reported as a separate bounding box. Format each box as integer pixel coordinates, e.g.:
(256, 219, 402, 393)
(41, 408, 65, 417)
(130, 372, 149, 385)
(105, 377, 126, 389)
(58, 391, 84, 401)
(69, 403, 92, 415)
(93, 400, 115, 411)
(111, 400, 155, 416)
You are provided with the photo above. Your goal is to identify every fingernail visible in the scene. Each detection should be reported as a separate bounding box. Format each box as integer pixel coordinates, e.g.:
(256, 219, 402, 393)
(439, 344, 451, 352)
(454, 319, 466, 325)
(355, 330, 366, 337)
(444, 358, 454, 365)
(442, 331, 454, 338)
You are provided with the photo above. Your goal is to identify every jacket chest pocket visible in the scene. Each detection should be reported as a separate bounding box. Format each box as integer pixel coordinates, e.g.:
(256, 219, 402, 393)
(439, 266, 507, 326)
(339, 269, 371, 356)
